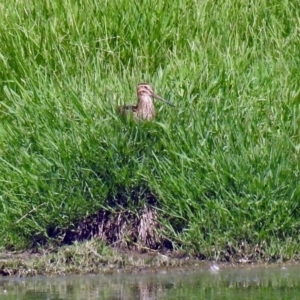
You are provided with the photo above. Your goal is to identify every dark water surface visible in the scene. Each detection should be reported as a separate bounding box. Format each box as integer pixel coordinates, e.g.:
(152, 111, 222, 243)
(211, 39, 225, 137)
(1, 263, 300, 299)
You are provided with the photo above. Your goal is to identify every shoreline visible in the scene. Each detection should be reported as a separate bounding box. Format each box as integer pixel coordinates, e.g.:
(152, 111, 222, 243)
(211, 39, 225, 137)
(0, 240, 295, 277)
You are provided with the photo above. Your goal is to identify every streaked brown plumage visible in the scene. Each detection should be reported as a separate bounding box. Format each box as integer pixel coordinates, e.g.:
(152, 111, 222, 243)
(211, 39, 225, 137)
(117, 83, 174, 121)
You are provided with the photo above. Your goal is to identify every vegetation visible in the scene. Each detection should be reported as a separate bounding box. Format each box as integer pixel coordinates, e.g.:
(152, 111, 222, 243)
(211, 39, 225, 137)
(1, 0, 300, 263)
(1, 239, 193, 276)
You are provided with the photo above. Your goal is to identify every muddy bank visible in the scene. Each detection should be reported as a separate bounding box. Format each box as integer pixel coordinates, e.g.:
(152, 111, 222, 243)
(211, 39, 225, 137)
(0, 240, 201, 277)
(1, 239, 293, 277)
(1, 202, 295, 277)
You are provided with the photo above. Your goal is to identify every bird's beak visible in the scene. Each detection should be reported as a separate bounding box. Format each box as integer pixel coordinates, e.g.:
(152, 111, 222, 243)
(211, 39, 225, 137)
(152, 92, 175, 107)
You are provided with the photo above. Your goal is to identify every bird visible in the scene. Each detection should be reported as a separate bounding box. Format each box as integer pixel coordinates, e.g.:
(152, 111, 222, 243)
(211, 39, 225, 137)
(117, 83, 174, 121)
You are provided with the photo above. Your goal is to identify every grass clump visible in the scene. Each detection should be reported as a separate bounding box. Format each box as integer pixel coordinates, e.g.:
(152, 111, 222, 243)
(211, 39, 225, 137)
(1, 0, 300, 262)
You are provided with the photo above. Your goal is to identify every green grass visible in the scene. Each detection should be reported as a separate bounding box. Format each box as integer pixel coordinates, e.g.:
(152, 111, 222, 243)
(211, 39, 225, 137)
(1, 0, 300, 258)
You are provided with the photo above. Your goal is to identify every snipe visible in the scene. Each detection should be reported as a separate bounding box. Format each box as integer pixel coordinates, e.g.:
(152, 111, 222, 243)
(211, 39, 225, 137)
(117, 83, 174, 121)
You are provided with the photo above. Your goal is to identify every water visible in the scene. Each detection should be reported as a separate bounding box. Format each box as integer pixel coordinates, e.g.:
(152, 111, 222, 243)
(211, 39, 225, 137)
(1, 263, 300, 299)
